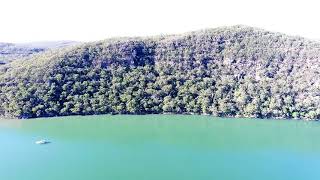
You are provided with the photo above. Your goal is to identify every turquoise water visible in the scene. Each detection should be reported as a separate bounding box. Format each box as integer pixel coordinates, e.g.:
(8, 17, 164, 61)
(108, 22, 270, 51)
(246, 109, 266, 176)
(0, 115, 320, 180)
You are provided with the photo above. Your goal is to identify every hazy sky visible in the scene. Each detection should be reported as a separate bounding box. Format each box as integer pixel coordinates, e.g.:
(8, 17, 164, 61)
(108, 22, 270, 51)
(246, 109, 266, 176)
(0, 0, 319, 43)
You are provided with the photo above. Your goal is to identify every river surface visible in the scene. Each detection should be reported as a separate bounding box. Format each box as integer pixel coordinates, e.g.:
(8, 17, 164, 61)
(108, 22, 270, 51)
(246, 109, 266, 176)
(0, 115, 319, 180)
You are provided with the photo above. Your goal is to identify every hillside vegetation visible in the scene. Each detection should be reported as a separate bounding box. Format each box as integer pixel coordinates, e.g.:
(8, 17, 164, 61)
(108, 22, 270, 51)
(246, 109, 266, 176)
(1, 25, 320, 119)
(0, 41, 77, 64)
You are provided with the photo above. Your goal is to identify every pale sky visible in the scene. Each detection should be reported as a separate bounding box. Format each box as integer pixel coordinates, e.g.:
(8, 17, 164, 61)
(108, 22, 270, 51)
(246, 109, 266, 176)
(0, 0, 319, 43)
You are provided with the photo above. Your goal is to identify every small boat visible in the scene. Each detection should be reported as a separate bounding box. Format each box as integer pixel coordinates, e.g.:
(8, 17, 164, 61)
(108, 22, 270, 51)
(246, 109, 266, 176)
(35, 139, 50, 145)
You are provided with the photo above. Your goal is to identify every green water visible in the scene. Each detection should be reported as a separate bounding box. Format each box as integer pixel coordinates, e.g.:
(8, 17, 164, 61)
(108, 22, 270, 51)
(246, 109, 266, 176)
(0, 115, 320, 180)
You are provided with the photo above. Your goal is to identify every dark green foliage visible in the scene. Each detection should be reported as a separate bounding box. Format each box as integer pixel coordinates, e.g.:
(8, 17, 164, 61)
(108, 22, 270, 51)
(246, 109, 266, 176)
(1, 25, 320, 119)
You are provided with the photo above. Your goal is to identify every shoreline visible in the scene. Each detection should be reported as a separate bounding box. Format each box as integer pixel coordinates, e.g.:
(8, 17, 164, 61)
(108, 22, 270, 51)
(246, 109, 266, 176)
(0, 112, 316, 121)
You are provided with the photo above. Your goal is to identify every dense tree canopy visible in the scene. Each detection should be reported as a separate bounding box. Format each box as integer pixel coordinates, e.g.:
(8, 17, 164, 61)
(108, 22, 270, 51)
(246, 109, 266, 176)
(1, 25, 320, 119)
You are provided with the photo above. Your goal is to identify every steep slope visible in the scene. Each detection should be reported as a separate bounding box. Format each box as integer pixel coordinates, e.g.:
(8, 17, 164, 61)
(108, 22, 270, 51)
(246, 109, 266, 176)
(1, 25, 320, 119)
(0, 41, 78, 64)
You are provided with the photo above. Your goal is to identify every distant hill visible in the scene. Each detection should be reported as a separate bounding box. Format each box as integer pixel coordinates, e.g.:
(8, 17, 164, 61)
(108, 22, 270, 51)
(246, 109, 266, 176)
(1, 25, 320, 120)
(0, 41, 78, 64)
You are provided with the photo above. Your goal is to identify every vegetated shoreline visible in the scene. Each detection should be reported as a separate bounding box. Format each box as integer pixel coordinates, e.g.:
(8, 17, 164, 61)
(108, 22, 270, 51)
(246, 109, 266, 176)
(0, 112, 315, 121)
(1, 25, 320, 120)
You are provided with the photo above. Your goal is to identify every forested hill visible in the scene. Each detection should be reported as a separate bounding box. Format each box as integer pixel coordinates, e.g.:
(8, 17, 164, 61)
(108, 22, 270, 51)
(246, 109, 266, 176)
(0, 41, 78, 64)
(1, 25, 320, 120)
